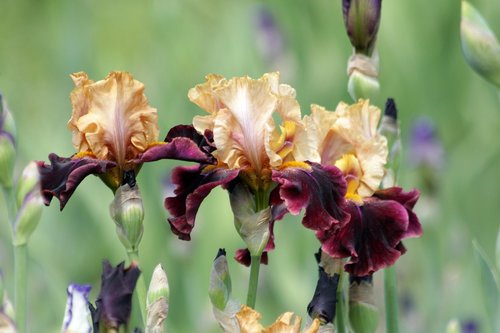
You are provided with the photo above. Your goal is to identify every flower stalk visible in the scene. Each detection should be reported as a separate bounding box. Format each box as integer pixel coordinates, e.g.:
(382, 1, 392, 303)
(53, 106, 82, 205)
(127, 251, 147, 327)
(246, 255, 262, 309)
(14, 243, 27, 333)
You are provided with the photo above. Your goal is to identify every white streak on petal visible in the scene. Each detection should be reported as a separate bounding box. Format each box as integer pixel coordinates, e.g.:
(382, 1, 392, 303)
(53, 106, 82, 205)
(61, 284, 92, 333)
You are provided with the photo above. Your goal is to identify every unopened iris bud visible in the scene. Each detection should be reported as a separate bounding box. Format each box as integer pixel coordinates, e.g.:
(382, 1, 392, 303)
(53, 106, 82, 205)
(347, 53, 380, 101)
(342, 0, 382, 56)
(110, 176, 144, 252)
(379, 98, 401, 188)
(146, 264, 169, 333)
(61, 284, 92, 333)
(229, 183, 271, 257)
(348, 276, 379, 333)
(0, 94, 16, 189)
(445, 319, 460, 333)
(209, 249, 241, 332)
(307, 250, 342, 325)
(13, 162, 43, 246)
(461, 1, 500, 87)
(0, 312, 16, 333)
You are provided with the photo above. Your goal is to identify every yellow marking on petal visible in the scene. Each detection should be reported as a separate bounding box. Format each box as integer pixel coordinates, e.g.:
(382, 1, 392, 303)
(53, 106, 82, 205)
(146, 141, 166, 148)
(279, 161, 312, 171)
(72, 151, 97, 159)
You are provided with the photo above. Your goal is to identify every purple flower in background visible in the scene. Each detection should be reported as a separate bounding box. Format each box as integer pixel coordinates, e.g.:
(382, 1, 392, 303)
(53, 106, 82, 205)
(254, 6, 285, 65)
(409, 117, 445, 171)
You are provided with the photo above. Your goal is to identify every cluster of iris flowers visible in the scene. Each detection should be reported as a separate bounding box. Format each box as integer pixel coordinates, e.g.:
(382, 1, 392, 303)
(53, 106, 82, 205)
(34, 70, 421, 332)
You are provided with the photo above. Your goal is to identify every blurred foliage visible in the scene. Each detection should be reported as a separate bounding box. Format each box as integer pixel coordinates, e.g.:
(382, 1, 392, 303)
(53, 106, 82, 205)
(1, 0, 500, 332)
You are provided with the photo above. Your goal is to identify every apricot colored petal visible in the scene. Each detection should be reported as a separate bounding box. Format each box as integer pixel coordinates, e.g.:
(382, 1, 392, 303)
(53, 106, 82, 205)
(69, 71, 159, 167)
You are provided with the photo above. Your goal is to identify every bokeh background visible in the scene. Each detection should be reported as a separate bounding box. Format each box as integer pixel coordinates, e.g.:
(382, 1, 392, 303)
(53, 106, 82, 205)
(1, 0, 500, 332)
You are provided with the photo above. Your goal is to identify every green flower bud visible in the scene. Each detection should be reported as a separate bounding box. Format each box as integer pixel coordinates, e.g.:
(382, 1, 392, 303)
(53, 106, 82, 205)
(209, 249, 241, 332)
(229, 183, 271, 257)
(146, 264, 169, 333)
(378, 99, 401, 188)
(348, 277, 379, 333)
(461, 1, 500, 87)
(13, 162, 43, 246)
(0, 95, 16, 189)
(347, 53, 380, 101)
(110, 183, 144, 252)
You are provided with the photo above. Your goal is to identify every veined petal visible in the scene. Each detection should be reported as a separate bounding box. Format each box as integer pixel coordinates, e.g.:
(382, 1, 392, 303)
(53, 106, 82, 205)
(311, 100, 388, 198)
(214, 75, 277, 172)
(69, 71, 159, 168)
(271, 162, 349, 234)
(37, 153, 115, 210)
(320, 187, 421, 276)
(165, 165, 239, 240)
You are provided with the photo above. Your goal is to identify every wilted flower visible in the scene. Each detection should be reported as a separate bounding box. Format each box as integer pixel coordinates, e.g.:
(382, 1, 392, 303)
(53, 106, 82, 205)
(37, 72, 212, 210)
(61, 284, 92, 333)
(91, 261, 141, 332)
(165, 73, 348, 261)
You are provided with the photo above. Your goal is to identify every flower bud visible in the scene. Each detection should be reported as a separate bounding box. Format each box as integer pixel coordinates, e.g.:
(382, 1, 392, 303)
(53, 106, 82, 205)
(307, 250, 342, 325)
(0, 94, 16, 189)
(209, 249, 241, 332)
(461, 1, 500, 88)
(347, 53, 380, 101)
(379, 99, 401, 188)
(146, 264, 169, 333)
(0, 312, 17, 333)
(13, 162, 43, 246)
(61, 284, 92, 333)
(342, 0, 382, 56)
(348, 276, 379, 333)
(229, 183, 271, 257)
(110, 181, 144, 252)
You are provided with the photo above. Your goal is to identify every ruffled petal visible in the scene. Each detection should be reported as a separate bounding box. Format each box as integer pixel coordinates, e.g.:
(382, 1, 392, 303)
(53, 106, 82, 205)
(271, 163, 349, 233)
(321, 187, 421, 276)
(165, 165, 239, 240)
(69, 71, 159, 168)
(37, 153, 116, 210)
(92, 261, 141, 330)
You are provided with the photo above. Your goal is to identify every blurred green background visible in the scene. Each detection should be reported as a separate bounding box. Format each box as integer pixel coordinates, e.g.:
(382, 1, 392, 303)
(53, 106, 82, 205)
(1, 0, 500, 332)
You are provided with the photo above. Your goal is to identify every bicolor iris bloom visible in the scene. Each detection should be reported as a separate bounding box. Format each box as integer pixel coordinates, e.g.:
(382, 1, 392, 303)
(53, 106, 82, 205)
(61, 284, 92, 333)
(37, 71, 212, 210)
(303, 100, 422, 276)
(165, 72, 349, 261)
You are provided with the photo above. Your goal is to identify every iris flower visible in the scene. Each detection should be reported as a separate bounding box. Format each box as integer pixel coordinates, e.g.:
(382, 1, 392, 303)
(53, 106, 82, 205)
(165, 72, 348, 261)
(37, 71, 211, 210)
(301, 99, 422, 276)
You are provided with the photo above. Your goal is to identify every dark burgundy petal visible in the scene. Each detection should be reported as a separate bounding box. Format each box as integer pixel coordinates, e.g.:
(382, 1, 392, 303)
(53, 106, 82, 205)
(322, 196, 414, 276)
(234, 248, 269, 267)
(165, 165, 239, 240)
(93, 260, 141, 330)
(165, 124, 215, 152)
(374, 187, 422, 238)
(135, 137, 215, 164)
(271, 163, 349, 233)
(37, 153, 115, 210)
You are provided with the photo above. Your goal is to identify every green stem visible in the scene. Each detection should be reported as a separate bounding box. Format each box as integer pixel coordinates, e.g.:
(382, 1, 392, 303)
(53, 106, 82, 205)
(336, 270, 347, 333)
(246, 255, 261, 308)
(127, 250, 147, 326)
(2, 186, 17, 226)
(15, 244, 27, 333)
(384, 265, 399, 333)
